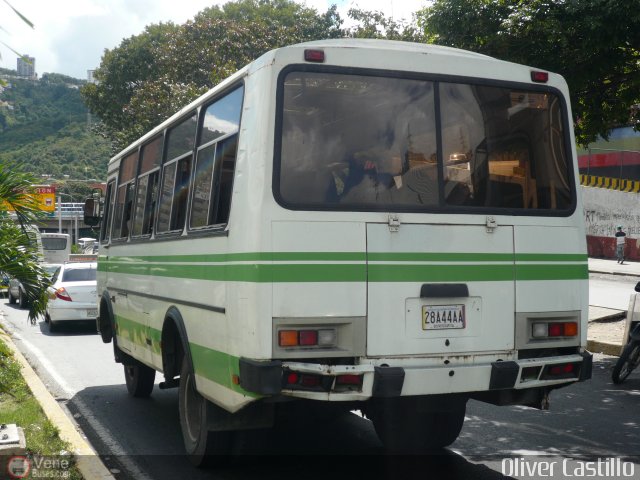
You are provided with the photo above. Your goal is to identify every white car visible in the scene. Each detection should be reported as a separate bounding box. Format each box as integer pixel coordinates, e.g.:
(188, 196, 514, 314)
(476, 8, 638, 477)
(45, 262, 98, 331)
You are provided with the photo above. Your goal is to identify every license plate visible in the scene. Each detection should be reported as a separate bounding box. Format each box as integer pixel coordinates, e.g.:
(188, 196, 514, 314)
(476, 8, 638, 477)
(422, 304, 465, 330)
(87, 309, 98, 317)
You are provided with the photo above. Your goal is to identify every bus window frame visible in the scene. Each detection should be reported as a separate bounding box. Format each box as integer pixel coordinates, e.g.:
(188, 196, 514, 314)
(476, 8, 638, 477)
(272, 64, 577, 218)
(111, 149, 140, 242)
(100, 179, 116, 245)
(187, 83, 244, 235)
(155, 111, 198, 238)
(131, 134, 164, 239)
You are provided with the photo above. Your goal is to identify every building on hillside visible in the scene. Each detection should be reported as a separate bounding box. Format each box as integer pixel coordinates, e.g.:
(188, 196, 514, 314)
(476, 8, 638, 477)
(16, 55, 36, 79)
(87, 70, 96, 84)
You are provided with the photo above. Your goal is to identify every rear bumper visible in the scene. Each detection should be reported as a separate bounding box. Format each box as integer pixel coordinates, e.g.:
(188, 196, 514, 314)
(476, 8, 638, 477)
(48, 302, 98, 322)
(239, 351, 592, 402)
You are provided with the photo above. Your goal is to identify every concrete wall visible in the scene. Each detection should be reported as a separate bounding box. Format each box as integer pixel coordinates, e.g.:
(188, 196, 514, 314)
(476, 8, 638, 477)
(582, 186, 640, 259)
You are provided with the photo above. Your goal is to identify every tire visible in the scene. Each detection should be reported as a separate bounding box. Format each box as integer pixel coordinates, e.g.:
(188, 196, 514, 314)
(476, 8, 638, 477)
(612, 341, 640, 384)
(371, 397, 467, 453)
(179, 353, 232, 467)
(18, 290, 27, 309)
(124, 363, 156, 398)
(49, 318, 58, 332)
(8, 291, 16, 305)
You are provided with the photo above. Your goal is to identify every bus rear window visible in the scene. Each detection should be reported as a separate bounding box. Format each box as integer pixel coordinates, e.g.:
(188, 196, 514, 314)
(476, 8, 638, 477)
(42, 238, 67, 250)
(277, 71, 573, 213)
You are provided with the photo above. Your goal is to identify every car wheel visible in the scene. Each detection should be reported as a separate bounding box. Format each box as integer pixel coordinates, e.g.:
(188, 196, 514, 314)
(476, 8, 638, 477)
(8, 291, 16, 305)
(48, 318, 58, 332)
(124, 363, 156, 398)
(18, 290, 27, 309)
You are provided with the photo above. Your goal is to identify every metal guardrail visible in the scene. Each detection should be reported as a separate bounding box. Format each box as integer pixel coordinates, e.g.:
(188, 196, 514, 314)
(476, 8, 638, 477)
(47, 202, 84, 219)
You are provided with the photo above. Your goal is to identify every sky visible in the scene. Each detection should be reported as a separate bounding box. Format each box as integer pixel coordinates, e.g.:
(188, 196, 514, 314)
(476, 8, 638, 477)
(0, 0, 427, 80)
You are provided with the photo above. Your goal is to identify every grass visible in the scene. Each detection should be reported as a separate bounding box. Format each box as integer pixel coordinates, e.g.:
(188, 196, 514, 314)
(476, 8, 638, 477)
(0, 336, 84, 479)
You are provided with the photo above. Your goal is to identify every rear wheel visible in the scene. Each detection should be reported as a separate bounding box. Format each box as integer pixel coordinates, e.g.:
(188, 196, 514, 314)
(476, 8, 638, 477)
(48, 316, 58, 332)
(371, 397, 467, 453)
(124, 363, 156, 397)
(179, 353, 232, 467)
(18, 290, 27, 309)
(612, 341, 640, 384)
(8, 291, 16, 305)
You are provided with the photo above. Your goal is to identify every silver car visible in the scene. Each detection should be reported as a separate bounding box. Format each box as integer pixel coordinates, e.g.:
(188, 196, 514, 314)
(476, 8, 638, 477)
(45, 262, 97, 332)
(8, 263, 61, 309)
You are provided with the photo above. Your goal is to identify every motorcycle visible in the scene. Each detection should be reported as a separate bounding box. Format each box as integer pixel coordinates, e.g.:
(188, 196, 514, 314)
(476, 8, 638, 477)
(612, 281, 640, 384)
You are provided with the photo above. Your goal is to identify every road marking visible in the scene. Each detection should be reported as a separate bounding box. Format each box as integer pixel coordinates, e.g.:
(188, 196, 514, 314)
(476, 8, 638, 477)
(8, 330, 77, 397)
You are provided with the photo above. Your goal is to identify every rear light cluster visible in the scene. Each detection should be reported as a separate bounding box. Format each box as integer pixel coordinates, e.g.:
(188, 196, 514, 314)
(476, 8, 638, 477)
(531, 321, 578, 339)
(278, 328, 337, 348)
(54, 287, 72, 302)
(283, 370, 363, 392)
(541, 362, 580, 380)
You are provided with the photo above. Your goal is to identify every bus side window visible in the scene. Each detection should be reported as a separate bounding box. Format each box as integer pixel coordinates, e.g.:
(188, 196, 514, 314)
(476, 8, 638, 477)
(211, 135, 238, 225)
(100, 180, 115, 243)
(157, 113, 197, 234)
(132, 135, 163, 237)
(190, 86, 243, 229)
(112, 150, 138, 240)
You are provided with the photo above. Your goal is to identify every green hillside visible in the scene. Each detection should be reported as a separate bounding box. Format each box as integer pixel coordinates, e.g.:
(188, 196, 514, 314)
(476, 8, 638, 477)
(0, 68, 111, 180)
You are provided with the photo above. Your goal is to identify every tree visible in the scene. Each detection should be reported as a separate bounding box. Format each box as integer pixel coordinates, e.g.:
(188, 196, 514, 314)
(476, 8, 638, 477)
(0, 162, 50, 321)
(82, 0, 343, 150)
(418, 0, 640, 146)
(346, 8, 424, 41)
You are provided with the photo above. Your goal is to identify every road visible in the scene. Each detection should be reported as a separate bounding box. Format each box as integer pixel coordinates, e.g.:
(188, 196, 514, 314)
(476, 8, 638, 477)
(1, 274, 640, 480)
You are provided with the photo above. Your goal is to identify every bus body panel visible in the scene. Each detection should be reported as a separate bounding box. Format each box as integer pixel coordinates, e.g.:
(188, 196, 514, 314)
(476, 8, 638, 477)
(366, 222, 515, 356)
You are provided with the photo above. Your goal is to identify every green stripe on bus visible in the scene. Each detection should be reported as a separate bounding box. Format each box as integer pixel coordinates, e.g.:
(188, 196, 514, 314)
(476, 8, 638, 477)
(101, 263, 367, 282)
(190, 343, 258, 398)
(515, 264, 589, 281)
(368, 264, 515, 282)
(102, 261, 586, 282)
(99, 251, 587, 282)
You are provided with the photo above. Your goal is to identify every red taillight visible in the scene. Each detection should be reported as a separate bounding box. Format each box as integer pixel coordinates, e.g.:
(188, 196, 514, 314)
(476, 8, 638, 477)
(336, 374, 362, 386)
(548, 323, 563, 337)
(531, 70, 549, 83)
(549, 363, 575, 376)
(299, 330, 318, 346)
(304, 49, 325, 63)
(55, 287, 72, 302)
(547, 322, 578, 337)
(286, 372, 299, 385)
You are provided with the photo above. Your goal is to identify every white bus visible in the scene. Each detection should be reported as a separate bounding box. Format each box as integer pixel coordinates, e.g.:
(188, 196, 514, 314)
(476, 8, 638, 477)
(41, 232, 71, 264)
(86, 39, 591, 463)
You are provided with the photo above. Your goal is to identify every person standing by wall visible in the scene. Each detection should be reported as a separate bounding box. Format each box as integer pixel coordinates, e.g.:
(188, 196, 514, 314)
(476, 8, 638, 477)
(615, 226, 627, 264)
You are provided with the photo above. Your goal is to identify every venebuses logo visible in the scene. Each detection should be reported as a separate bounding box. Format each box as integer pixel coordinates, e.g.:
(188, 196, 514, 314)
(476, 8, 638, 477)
(7, 456, 30, 479)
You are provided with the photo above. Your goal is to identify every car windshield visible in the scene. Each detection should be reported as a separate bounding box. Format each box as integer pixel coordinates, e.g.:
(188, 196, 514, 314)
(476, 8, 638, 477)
(43, 265, 60, 277)
(61, 267, 96, 282)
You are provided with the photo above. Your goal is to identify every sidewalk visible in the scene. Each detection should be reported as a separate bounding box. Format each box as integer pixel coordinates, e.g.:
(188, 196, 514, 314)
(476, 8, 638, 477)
(587, 257, 640, 356)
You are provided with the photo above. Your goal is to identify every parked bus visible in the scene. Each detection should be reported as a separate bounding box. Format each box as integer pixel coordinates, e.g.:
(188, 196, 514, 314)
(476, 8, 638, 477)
(86, 39, 591, 463)
(41, 232, 71, 264)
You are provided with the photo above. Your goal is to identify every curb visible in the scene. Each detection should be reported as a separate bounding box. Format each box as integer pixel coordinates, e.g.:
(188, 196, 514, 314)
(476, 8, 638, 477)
(587, 339, 623, 357)
(0, 328, 116, 480)
(589, 268, 640, 278)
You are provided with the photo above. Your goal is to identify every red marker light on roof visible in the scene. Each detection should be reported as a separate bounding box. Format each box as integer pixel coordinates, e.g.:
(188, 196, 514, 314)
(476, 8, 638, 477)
(531, 71, 549, 83)
(304, 49, 325, 63)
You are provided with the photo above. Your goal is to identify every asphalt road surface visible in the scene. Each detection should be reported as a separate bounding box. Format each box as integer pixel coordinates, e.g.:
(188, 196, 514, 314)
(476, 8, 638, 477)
(1, 274, 639, 480)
